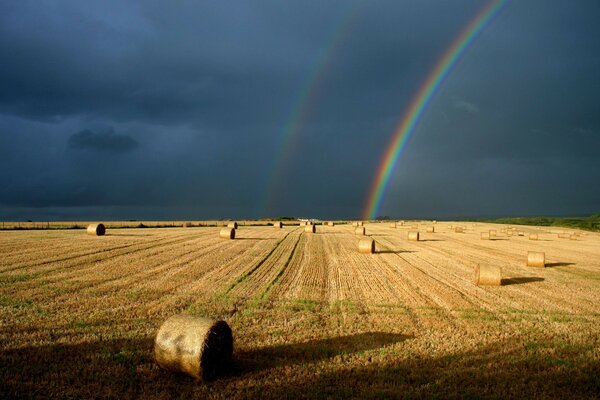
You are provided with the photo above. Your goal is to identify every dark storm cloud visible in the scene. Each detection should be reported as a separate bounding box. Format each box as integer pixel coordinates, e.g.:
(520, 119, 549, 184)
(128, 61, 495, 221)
(68, 128, 138, 153)
(1, 0, 599, 220)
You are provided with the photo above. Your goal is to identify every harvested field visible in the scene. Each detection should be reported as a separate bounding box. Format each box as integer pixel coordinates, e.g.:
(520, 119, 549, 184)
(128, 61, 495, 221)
(1, 222, 600, 399)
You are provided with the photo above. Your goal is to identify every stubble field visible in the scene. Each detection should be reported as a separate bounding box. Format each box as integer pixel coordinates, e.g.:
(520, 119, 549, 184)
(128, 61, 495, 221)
(1, 222, 599, 399)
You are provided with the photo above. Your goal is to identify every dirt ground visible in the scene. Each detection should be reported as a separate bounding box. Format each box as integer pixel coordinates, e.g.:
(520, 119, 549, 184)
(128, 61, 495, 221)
(1, 221, 599, 399)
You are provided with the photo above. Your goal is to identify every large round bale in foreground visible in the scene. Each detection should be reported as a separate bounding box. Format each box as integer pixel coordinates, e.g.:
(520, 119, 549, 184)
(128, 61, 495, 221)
(408, 231, 419, 241)
(355, 227, 366, 236)
(474, 265, 502, 286)
(305, 224, 315, 233)
(220, 228, 235, 239)
(481, 232, 490, 240)
(87, 223, 105, 236)
(154, 315, 233, 381)
(529, 234, 538, 240)
(527, 251, 545, 268)
(426, 226, 435, 233)
(273, 221, 282, 228)
(227, 222, 238, 229)
(358, 238, 375, 254)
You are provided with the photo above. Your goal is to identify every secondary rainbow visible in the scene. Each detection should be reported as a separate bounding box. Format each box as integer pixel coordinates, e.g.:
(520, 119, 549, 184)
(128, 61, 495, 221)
(262, 3, 361, 215)
(363, 0, 508, 220)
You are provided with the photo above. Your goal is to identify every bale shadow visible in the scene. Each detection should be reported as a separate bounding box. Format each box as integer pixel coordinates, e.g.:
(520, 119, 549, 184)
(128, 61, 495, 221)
(419, 239, 444, 242)
(376, 250, 414, 254)
(233, 332, 411, 375)
(546, 262, 576, 268)
(234, 238, 269, 241)
(502, 277, 545, 286)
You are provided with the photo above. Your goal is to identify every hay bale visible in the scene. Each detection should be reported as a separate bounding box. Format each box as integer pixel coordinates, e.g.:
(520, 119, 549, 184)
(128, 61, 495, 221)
(227, 222, 238, 229)
(273, 221, 282, 228)
(358, 221, 364, 226)
(355, 227, 366, 236)
(220, 228, 235, 239)
(328, 221, 335, 227)
(570, 235, 577, 240)
(358, 238, 375, 254)
(481, 232, 490, 240)
(518, 231, 524, 236)
(352, 222, 358, 227)
(87, 223, 105, 236)
(474, 265, 502, 286)
(399, 221, 405, 226)
(433, 220, 437, 224)
(527, 251, 545, 268)
(490, 230, 497, 237)
(448, 225, 453, 229)
(426, 226, 434, 233)
(154, 314, 233, 381)
(558, 233, 570, 239)
(408, 231, 419, 241)
(305, 224, 315, 233)
(390, 222, 396, 228)
(182, 222, 191, 228)
(454, 227, 464, 233)
(529, 234, 538, 240)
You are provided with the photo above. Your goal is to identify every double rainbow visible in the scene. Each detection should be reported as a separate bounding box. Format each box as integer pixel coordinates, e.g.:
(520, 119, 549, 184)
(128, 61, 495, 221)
(363, 0, 508, 220)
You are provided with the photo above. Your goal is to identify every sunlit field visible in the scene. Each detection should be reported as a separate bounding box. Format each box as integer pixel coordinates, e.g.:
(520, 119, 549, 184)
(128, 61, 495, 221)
(2, 221, 599, 399)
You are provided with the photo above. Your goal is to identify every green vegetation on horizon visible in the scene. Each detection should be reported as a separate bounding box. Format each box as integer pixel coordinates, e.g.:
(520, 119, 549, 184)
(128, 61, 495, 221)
(477, 214, 600, 232)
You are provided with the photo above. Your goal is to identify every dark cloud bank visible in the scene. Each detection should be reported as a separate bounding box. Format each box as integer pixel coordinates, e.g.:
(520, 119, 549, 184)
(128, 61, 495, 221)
(0, 0, 599, 221)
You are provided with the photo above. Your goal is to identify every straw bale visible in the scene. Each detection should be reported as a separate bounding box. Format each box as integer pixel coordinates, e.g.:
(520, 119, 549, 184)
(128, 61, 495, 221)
(358, 238, 375, 254)
(527, 251, 545, 268)
(474, 265, 502, 286)
(154, 315, 233, 380)
(86, 223, 105, 236)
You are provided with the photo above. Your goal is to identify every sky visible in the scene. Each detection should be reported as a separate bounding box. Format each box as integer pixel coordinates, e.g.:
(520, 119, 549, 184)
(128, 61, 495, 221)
(1, 0, 599, 221)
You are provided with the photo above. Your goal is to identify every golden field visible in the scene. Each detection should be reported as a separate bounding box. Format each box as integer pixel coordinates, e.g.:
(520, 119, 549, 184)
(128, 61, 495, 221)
(1, 222, 599, 399)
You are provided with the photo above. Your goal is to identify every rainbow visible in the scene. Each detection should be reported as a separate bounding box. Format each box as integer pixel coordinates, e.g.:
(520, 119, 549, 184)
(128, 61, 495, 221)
(262, 3, 361, 215)
(363, 0, 508, 220)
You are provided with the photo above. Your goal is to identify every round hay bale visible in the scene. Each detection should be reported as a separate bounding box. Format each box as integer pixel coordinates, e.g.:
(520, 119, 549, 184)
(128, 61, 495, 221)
(518, 231, 525, 236)
(490, 230, 497, 237)
(154, 314, 233, 381)
(448, 225, 453, 229)
(358, 238, 375, 254)
(527, 251, 545, 268)
(358, 221, 364, 226)
(454, 227, 464, 233)
(227, 222, 238, 229)
(273, 221, 282, 228)
(474, 265, 502, 286)
(220, 228, 235, 239)
(426, 226, 434, 233)
(529, 234, 538, 241)
(390, 222, 396, 228)
(352, 222, 358, 227)
(87, 223, 105, 236)
(399, 221, 405, 226)
(182, 222, 191, 228)
(433, 220, 437, 224)
(408, 231, 419, 241)
(570, 235, 577, 240)
(328, 221, 335, 227)
(481, 232, 490, 240)
(305, 224, 315, 233)
(355, 227, 366, 236)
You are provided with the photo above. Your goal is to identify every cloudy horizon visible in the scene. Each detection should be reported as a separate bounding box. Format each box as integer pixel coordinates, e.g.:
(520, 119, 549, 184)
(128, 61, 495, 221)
(1, 1, 599, 221)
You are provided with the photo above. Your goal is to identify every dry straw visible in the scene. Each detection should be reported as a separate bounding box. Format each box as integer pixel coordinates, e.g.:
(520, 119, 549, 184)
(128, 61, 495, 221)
(570, 235, 577, 240)
(358, 238, 375, 254)
(154, 314, 233, 381)
(273, 221, 282, 228)
(490, 230, 497, 237)
(558, 233, 570, 239)
(527, 251, 545, 268)
(408, 231, 419, 241)
(474, 265, 502, 286)
(220, 228, 235, 239)
(481, 232, 490, 240)
(305, 224, 316, 233)
(355, 227, 366, 236)
(455, 227, 464, 233)
(227, 222, 238, 229)
(529, 234, 538, 241)
(426, 226, 434, 233)
(87, 223, 105, 236)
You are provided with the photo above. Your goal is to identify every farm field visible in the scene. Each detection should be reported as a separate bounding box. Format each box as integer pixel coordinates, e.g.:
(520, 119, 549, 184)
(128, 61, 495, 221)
(1, 222, 599, 399)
